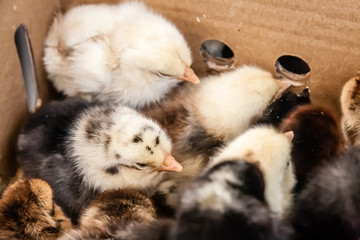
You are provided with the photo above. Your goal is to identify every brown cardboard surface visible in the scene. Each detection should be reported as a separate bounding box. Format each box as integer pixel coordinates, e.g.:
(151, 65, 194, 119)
(0, 0, 60, 190)
(1, 0, 360, 186)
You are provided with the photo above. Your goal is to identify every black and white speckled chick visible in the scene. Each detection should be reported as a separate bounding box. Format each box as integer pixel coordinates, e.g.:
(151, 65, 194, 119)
(112, 162, 284, 240)
(64, 161, 290, 240)
(340, 74, 360, 146)
(17, 97, 182, 224)
(256, 88, 311, 128)
(291, 147, 360, 240)
(172, 160, 276, 240)
(210, 126, 295, 219)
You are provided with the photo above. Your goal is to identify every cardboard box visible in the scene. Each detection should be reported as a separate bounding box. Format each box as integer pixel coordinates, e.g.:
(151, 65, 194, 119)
(1, 0, 359, 190)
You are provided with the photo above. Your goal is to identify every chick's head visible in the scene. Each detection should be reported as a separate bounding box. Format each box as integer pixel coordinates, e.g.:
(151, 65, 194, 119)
(211, 126, 295, 217)
(103, 115, 183, 190)
(117, 9, 199, 86)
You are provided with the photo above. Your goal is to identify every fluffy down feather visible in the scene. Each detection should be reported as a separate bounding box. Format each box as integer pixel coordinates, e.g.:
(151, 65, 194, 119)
(172, 160, 278, 240)
(17, 97, 181, 224)
(340, 74, 360, 146)
(210, 125, 295, 218)
(58, 189, 156, 239)
(0, 179, 71, 240)
(280, 104, 344, 193)
(143, 66, 285, 210)
(256, 88, 311, 128)
(44, 1, 199, 109)
(291, 147, 360, 240)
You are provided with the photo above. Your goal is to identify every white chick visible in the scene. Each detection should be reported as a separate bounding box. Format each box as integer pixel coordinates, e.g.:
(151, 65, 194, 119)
(210, 125, 295, 218)
(17, 97, 182, 225)
(189, 65, 283, 141)
(143, 66, 289, 210)
(43, 1, 199, 109)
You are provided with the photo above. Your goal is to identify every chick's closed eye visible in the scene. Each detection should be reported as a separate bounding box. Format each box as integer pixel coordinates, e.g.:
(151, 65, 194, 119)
(135, 162, 149, 170)
(133, 136, 143, 143)
(157, 72, 172, 78)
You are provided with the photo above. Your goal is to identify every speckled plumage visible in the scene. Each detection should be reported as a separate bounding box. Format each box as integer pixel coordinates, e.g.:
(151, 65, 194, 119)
(17, 97, 179, 224)
(143, 66, 285, 210)
(172, 160, 277, 240)
(211, 125, 295, 218)
(291, 147, 360, 240)
(256, 88, 311, 128)
(60, 161, 277, 240)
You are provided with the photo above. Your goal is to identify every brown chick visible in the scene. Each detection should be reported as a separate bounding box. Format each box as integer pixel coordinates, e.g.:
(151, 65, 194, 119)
(0, 178, 71, 240)
(59, 189, 156, 239)
(340, 74, 360, 146)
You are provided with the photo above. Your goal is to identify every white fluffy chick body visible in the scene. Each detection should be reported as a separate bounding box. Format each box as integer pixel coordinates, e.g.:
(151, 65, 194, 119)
(210, 125, 295, 218)
(44, 1, 198, 109)
(190, 66, 281, 141)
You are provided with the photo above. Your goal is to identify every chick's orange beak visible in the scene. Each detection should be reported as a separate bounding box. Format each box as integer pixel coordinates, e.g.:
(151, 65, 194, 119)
(156, 154, 183, 172)
(179, 65, 200, 84)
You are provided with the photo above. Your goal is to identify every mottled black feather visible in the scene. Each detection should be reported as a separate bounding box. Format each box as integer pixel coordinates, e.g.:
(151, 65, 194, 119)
(17, 98, 101, 224)
(172, 160, 276, 240)
(291, 147, 360, 240)
(256, 88, 311, 128)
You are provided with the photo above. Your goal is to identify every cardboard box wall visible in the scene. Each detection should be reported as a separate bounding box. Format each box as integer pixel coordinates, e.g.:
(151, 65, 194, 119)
(1, 0, 359, 190)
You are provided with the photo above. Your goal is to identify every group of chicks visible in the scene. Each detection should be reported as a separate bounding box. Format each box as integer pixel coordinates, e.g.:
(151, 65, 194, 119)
(1, 1, 360, 240)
